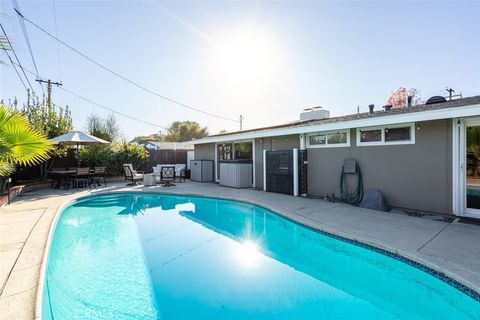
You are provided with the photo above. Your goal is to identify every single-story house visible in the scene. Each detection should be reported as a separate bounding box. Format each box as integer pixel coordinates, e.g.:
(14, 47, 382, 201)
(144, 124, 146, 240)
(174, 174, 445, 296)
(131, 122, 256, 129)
(189, 95, 480, 218)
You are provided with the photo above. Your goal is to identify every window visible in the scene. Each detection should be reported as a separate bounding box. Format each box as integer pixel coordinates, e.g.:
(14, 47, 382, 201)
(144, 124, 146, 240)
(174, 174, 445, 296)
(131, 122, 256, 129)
(360, 129, 381, 143)
(357, 123, 415, 146)
(218, 143, 232, 160)
(385, 127, 410, 142)
(327, 132, 348, 144)
(309, 134, 326, 145)
(307, 130, 350, 148)
(234, 142, 252, 159)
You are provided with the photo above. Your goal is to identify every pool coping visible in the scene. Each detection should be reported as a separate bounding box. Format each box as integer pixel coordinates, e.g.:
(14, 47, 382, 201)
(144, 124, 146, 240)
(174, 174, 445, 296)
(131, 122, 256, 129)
(34, 198, 71, 319)
(35, 189, 480, 318)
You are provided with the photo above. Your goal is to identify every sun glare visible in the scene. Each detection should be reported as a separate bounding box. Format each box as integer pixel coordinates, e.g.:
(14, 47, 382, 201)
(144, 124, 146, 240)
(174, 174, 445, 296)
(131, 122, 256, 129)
(214, 28, 279, 91)
(234, 240, 263, 268)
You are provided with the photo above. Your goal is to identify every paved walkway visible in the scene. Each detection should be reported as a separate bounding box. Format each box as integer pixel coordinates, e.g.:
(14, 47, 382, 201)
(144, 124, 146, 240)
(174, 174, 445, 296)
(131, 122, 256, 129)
(1, 182, 480, 319)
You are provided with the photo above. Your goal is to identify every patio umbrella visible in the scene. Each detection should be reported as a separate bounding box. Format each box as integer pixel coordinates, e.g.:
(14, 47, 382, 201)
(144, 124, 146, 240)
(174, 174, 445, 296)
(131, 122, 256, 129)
(50, 131, 110, 166)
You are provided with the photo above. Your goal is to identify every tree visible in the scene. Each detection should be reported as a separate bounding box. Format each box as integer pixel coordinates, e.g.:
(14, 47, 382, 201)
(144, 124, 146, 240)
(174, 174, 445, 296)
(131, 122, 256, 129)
(0, 104, 52, 176)
(386, 87, 423, 109)
(85, 113, 120, 142)
(13, 92, 73, 139)
(130, 133, 163, 145)
(164, 121, 208, 142)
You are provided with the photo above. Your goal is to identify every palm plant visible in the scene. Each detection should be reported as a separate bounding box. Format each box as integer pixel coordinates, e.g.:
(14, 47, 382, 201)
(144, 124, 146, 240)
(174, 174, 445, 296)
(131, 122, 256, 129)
(0, 104, 53, 176)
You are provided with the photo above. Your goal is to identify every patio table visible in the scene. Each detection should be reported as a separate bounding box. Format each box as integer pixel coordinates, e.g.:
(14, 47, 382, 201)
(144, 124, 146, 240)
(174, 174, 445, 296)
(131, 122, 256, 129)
(143, 173, 156, 186)
(48, 170, 76, 190)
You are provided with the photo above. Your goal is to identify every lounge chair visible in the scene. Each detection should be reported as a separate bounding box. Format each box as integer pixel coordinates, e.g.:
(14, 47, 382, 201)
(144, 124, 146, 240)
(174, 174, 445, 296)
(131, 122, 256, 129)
(123, 164, 144, 185)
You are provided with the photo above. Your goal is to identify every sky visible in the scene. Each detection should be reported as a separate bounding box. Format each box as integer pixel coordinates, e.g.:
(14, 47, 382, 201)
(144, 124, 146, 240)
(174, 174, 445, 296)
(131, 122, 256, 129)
(0, 0, 479, 140)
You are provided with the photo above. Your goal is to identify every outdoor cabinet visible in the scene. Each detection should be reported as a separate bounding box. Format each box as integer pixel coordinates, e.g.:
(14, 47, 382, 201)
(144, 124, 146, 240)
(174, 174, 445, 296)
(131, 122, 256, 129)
(190, 160, 214, 182)
(219, 160, 253, 188)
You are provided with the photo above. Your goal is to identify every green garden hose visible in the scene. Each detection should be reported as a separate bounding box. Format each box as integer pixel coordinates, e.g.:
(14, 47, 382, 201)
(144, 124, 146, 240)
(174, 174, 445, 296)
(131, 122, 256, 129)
(340, 162, 363, 205)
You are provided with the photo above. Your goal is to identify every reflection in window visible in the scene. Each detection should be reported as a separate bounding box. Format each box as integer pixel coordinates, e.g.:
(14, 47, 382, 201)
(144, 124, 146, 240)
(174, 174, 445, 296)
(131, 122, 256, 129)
(218, 143, 232, 160)
(385, 127, 410, 142)
(360, 129, 382, 143)
(327, 132, 347, 144)
(309, 135, 326, 145)
(235, 143, 252, 160)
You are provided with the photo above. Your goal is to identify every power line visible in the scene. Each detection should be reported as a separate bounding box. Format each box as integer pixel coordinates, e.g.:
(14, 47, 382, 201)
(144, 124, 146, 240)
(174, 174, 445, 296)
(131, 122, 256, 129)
(1, 41, 27, 91)
(12, 60, 170, 130)
(60, 86, 169, 130)
(11, 0, 45, 96)
(52, 102, 85, 122)
(0, 22, 36, 94)
(51, 0, 62, 82)
(17, 11, 240, 123)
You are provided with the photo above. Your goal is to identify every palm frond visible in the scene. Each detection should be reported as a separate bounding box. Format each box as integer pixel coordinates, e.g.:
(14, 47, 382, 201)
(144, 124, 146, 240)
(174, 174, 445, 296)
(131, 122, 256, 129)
(0, 104, 53, 172)
(0, 161, 14, 176)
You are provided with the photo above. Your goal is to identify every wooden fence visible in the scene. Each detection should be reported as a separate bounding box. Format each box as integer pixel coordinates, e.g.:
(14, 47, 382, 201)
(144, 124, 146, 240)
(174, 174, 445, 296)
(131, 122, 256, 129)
(140, 149, 188, 173)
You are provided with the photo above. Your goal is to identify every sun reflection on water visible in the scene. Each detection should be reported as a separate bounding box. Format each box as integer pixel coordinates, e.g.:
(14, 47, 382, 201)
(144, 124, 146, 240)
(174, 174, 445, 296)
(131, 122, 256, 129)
(234, 240, 263, 269)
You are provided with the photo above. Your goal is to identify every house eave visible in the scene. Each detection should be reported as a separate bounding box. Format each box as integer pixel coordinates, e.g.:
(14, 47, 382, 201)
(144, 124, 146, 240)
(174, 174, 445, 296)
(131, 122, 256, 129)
(189, 103, 480, 145)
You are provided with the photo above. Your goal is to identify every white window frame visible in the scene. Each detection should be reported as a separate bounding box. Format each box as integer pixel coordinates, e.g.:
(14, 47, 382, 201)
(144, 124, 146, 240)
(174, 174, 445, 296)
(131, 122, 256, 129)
(306, 130, 351, 148)
(356, 123, 415, 146)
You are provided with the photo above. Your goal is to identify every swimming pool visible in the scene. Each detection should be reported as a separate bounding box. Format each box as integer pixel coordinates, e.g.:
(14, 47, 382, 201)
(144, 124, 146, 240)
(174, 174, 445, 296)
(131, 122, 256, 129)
(42, 193, 480, 319)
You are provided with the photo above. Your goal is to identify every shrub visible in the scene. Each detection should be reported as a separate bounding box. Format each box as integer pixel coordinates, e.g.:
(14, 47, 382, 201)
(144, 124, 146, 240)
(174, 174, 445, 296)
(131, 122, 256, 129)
(79, 142, 148, 176)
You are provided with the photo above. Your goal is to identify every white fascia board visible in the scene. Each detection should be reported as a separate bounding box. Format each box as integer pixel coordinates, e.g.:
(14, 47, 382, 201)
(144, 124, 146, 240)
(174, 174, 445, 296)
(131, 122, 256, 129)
(190, 104, 480, 145)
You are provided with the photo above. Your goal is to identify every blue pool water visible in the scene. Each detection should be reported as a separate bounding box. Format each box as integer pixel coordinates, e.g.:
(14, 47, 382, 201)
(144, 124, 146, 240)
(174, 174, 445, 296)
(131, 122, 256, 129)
(43, 193, 480, 319)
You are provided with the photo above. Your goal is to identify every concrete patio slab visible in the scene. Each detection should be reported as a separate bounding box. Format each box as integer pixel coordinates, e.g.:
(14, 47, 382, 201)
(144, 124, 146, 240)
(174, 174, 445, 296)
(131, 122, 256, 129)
(1, 181, 479, 319)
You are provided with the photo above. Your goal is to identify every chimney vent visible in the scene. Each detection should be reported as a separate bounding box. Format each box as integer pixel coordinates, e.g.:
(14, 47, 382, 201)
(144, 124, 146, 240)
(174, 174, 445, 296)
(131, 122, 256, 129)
(369, 104, 375, 115)
(300, 106, 330, 121)
(383, 104, 392, 112)
(407, 95, 412, 107)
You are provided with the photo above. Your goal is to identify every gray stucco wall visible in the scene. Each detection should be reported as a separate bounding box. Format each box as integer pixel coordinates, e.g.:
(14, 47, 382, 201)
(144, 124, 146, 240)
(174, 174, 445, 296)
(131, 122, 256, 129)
(307, 119, 452, 214)
(254, 135, 300, 190)
(193, 143, 217, 180)
(193, 143, 215, 162)
(194, 120, 452, 214)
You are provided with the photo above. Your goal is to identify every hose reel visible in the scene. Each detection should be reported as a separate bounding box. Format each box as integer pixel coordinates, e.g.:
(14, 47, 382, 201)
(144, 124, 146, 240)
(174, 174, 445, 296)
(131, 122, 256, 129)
(340, 158, 363, 205)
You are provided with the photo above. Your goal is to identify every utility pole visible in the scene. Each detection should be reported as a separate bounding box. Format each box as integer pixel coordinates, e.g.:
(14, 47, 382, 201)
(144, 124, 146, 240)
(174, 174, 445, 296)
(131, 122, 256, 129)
(35, 79, 62, 107)
(445, 87, 462, 101)
(239, 115, 243, 131)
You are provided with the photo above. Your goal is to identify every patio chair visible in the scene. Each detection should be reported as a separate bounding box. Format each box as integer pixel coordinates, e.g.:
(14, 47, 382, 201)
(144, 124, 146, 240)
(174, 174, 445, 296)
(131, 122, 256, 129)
(123, 164, 144, 185)
(177, 168, 186, 182)
(92, 166, 107, 187)
(160, 166, 176, 186)
(174, 164, 186, 182)
(70, 167, 93, 190)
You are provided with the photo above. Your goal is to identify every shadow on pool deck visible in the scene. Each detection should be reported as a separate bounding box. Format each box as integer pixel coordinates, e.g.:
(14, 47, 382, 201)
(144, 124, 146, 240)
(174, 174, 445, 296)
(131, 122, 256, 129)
(1, 181, 479, 319)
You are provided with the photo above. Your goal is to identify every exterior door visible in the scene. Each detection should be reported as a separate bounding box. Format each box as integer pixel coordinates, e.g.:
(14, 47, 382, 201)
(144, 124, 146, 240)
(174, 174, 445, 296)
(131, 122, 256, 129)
(455, 117, 480, 217)
(464, 119, 480, 216)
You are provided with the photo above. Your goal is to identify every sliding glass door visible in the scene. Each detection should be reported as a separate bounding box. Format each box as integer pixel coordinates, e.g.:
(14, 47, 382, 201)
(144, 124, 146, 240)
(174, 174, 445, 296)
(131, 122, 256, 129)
(465, 122, 480, 215)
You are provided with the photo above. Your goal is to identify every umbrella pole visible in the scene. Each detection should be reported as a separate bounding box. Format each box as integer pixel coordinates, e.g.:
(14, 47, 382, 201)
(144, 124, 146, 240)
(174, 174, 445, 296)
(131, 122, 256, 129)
(76, 143, 80, 167)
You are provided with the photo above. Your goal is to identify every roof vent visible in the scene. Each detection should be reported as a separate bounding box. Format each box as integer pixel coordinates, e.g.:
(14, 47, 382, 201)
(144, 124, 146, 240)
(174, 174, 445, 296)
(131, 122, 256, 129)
(425, 96, 447, 105)
(300, 106, 330, 121)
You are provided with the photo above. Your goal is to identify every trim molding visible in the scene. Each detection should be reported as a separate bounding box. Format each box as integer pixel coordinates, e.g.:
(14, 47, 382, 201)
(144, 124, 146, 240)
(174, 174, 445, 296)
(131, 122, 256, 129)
(190, 104, 480, 145)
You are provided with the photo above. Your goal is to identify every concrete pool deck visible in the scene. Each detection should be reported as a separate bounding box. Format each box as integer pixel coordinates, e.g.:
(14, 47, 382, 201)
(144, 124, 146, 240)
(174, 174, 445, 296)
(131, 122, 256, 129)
(1, 181, 480, 319)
